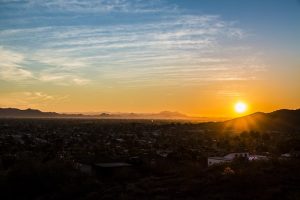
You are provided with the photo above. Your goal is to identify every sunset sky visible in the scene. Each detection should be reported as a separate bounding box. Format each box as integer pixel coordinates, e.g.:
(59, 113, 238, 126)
(0, 0, 299, 117)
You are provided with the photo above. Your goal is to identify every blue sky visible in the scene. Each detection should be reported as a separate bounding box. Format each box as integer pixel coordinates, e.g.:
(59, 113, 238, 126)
(0, 0, 299, 114)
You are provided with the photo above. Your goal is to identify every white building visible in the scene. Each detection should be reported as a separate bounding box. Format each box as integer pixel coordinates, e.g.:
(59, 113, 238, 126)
(207, 156, 232, 166)
(248, 155, 268, 161)
(208, 152, 249, 167)
(281, 153, 291, 158)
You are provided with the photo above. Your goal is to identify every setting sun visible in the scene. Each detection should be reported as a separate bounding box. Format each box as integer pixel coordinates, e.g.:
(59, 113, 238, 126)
(235, 102, 248, 113)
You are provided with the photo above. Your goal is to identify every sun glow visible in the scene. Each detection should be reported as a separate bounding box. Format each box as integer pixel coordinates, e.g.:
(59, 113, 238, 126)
(234, 102, 247, 114)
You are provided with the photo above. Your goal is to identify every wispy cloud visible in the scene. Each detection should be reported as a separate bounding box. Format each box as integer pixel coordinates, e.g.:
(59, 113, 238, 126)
(39, 72, 90, 86)
(0, 91, 69, 109)
(0, 10, 265, 87)
(0, 47, 90, 85)
(0, 0, 177, 13)
(0, 47, 33, 81)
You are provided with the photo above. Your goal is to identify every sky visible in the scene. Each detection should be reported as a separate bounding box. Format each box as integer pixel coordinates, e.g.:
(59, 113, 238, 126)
(0, 0, 299, 117)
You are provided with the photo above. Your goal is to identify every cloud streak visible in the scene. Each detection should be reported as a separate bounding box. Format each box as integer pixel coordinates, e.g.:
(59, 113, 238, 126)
(0, 0, 177, 13)
(0, 4, 265, 87)
(0, 91, 69, 110)
(0, 46, 90, 85)
(0, 47, 33, 81)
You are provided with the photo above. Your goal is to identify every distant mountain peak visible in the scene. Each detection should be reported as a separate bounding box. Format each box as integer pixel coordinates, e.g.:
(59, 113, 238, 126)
(156, 111, 187, 118)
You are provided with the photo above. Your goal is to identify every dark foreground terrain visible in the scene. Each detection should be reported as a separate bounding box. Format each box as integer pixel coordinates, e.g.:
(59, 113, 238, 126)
(1, 118, 300, 200)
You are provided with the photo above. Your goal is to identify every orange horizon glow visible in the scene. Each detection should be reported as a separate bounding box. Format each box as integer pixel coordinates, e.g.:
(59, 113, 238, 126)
(1, 97, 298, 119)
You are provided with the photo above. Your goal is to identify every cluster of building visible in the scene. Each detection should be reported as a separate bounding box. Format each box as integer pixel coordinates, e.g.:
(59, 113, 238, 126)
(1, 119, 299, 173)
(208, 152, 268, 166)
(207, 152, 298, 167)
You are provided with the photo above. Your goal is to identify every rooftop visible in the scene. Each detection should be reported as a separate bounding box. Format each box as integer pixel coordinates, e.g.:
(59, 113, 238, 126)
(94, 163, 132, 168)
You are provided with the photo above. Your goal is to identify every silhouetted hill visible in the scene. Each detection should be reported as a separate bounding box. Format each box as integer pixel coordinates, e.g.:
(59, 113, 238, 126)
(0, 108, 59, 118)
(220, 109, 300, 132)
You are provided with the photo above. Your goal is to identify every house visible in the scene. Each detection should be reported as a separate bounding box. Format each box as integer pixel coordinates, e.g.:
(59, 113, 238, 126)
(208, 152, 249, 167)
(281, 153, 291, 158)
(224, 152, 249, 160)
(75, 162, 134, 178)
(76, 162, 93, 175)
(280, 152, 299, 159)
(92, 162, 133, 178)
(248, 155, 268, 161)
(207, 156, 232, 166)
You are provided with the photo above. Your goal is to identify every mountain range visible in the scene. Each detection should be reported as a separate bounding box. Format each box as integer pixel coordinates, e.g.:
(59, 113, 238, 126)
(1, 108, 300, 132)
(0, 108, 210, 120)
